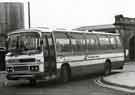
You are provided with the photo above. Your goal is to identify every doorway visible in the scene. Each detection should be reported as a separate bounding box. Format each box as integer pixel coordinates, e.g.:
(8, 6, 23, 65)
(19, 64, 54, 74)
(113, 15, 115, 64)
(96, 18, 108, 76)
(43, 34, 56, 76)
(129, 36, 135, 60)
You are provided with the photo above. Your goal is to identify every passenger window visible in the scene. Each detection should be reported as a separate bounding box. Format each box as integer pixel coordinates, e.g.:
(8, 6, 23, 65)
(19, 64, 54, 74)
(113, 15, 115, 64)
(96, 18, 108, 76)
(54, 32, 72, 54)
(99, 35, 110, 49)
(109, 36, 117, 49)
(71, 39, 86, 52)
(70, 33, 86, 53)
(86, 36, 98, 51)
(115, 36, 122, 48)
(56, 38, 71, 52)
(83, 34, 99, 52)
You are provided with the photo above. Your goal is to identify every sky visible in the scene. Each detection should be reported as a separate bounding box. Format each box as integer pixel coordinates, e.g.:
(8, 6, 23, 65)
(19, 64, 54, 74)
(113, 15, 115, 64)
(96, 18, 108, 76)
(1, 0, 135, 29)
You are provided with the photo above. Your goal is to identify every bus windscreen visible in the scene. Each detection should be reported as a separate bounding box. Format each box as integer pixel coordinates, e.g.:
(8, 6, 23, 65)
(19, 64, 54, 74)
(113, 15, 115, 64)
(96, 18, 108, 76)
(8, 32, 41, 54)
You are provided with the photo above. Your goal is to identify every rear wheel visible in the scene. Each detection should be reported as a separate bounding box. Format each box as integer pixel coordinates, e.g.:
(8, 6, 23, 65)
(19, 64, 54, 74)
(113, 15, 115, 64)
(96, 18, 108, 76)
(60, 65, 70, 83)
(104, 61, 111, 76)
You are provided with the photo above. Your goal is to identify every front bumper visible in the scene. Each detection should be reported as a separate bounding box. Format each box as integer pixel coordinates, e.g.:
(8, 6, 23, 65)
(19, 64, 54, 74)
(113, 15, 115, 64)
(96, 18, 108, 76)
(7, 72, 44, 80)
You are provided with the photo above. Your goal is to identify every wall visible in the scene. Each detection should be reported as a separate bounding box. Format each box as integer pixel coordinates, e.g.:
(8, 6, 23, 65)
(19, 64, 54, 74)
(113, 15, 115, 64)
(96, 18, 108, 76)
(115, 15, 135, 60)
(0, 2, 24, 48)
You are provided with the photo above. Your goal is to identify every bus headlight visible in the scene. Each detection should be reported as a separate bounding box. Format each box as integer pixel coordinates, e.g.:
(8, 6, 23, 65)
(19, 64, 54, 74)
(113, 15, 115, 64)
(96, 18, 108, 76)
(30, 66, 39, 71)
(7, 67, 13, 72)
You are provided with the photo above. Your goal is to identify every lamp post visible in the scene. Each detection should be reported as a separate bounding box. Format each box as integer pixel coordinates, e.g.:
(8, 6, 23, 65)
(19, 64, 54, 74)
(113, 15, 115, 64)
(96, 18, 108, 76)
(28, 1, 31, 28)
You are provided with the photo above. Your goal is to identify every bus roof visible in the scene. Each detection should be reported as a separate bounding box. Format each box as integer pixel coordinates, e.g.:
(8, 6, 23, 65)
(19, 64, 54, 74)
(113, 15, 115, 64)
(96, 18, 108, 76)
(8, 27, 120, 36)
(7, 27, 53, 35)
(53, 30, 120, 36)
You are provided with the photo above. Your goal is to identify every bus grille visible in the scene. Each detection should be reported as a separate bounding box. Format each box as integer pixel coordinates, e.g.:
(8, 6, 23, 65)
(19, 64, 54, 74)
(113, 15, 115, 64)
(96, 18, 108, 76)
(14, 66, 29, 71)
(7, 58, 35, 63)
(19, 58, 35, 63)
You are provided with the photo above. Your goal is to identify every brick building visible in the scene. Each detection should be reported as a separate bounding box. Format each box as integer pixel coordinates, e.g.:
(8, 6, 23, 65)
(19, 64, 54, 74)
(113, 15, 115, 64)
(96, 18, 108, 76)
(115, 15, 135, 61)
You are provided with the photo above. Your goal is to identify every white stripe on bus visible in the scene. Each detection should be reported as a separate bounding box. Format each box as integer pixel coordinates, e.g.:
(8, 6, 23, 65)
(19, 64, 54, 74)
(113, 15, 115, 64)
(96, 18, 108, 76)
(56, 55, 124, 69)
(56, 52, 124, 62)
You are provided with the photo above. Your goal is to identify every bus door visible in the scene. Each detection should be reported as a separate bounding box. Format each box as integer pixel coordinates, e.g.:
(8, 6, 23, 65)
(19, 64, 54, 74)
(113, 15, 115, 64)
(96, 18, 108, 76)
(43, 34, 56, 76)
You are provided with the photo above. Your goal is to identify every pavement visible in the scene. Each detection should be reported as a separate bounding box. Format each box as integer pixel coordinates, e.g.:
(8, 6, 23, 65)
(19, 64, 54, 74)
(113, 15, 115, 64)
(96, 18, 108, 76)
(99, 61, 135, 93)
(101, 72, 135, 89)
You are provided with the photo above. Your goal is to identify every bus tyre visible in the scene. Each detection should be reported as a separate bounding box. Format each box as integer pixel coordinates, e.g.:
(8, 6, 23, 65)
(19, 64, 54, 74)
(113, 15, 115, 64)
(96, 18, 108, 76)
(104, 61, 111, 76)
(29, 79, 36, 85)
(60, 65, 70, 83)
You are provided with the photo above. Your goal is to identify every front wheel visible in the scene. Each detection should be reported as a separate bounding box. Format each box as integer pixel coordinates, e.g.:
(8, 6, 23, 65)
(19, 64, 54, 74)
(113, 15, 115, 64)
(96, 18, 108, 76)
(104, 61, 111, 76)
(60, 66, 70, 83)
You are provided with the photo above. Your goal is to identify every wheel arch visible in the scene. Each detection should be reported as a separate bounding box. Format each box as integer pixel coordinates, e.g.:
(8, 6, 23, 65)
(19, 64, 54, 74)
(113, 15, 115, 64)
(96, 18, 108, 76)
(104, 58, 112, 76)
(105, 58, 111, 63)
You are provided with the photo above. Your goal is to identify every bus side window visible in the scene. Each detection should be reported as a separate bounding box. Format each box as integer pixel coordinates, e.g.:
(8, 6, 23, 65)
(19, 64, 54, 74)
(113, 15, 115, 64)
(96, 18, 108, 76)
(70, 39, 76, 52)
(56, 38, 71, 53)
(115, 36, 122, 48)
(109, 36, 117, 49)
(99, 35, 110, 49)
(71, 39, 86, 52)
(86, 35, 98, 52)
(70, 33, 86, 53)
(54, 32, 72, 55)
